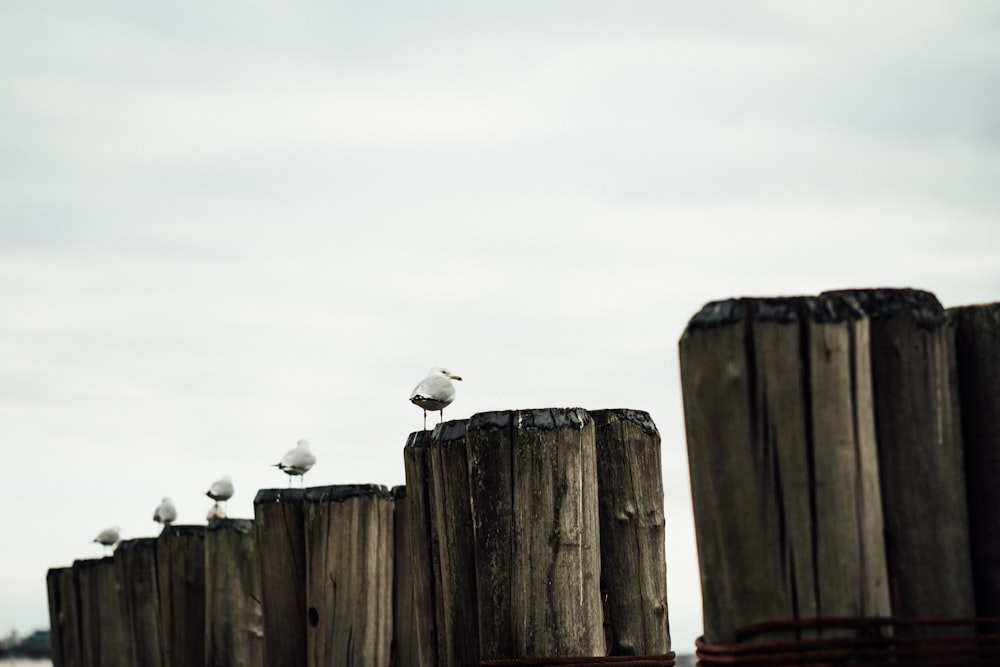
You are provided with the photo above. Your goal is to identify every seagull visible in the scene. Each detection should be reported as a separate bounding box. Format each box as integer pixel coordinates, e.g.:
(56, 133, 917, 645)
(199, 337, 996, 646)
(94, 526, 121, 554)
(273, 439, 316, 487)
(206, 475, 234, 514)
(410, 366, 463, 430)
(153, 498, 177, 526)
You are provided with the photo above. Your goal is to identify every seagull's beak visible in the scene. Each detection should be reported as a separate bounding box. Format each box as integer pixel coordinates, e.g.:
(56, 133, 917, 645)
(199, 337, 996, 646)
(451, 374, 463, 381)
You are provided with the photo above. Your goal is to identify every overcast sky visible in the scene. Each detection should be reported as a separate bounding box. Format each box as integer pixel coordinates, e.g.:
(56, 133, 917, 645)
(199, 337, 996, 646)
(2, 0, 999, 652)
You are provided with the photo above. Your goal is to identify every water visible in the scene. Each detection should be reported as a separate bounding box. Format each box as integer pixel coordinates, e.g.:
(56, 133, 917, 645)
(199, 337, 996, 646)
(0, 659, 52, 667)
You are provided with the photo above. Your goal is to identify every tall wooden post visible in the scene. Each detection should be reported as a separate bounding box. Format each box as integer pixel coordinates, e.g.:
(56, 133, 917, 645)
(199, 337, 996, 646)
(47, 566, 81, 667)
(401, 431, 439, 666)
(391, 485, 420, 667)
(204, 518, 263, 667)
(467, 408, 605, 659)
(679, 296, 890, 644)
(74, 555, 133, 667)
(591, 409, 671, 655)
(157, 525, 206, 667)
(949, 302, 1000, 617)
(426, 419, 479, 666)
(827, 288, 975, 623)
(116, 538, 163, 667)
(305, 485, 395, 667)
(74, 558, 102, 667)
(253, 488, 307, 667)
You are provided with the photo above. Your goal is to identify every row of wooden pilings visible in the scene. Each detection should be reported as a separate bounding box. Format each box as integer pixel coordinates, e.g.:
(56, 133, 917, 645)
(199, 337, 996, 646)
(47, 409, 674, 667)
(680, 290, 1000, 663)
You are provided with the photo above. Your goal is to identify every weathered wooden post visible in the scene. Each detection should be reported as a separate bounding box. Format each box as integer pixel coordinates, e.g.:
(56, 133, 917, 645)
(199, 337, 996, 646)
(391, 485, 420, 667)
(305, 484, 395, 667)
(949, 301, 1000, 618)
(826, 288, 975, 623)
(157, 525, 206, 667)
(116, 538, 163, 667)
(74, 555, 133, 667)
(467, 408, 605, 659)
(204, 518, 263, 667)
(679, 296, 890, 644)
(591, 409, 671, 655)
(425, 419, 479, 666)
(47, 566, 81, 667)
(401, 431, 439, 666)
(253, 488, 307, 667)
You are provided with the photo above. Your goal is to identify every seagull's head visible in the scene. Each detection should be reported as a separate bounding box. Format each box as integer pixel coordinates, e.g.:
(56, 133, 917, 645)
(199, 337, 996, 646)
(432, 367, 463, 381)
(297, 439, 310, 448)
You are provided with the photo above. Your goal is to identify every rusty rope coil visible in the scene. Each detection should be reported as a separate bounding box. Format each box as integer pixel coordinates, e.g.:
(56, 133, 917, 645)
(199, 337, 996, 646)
(480, 653, 676, 666)
(695, 616, 1000, 666)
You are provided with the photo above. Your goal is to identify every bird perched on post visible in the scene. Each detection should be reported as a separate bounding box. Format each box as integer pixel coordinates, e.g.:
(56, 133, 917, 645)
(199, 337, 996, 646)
(410, 366, 463, 430)
(153, 498, 177, 526)
(273, 439, 316, 487)
(93, 525, 121, 554)
(206, 475, 234, 512)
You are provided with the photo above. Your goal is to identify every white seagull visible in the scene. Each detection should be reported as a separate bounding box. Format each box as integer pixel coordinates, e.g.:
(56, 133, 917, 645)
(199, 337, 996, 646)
(93, 525, 121, 554)
(410, 367, 463, 430)
(273, 439, 316, 487)
(206, 475, 234, 514)
(153, 498, 177, 526)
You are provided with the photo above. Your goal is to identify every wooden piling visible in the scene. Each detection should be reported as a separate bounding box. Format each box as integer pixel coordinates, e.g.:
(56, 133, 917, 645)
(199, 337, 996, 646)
(73, 555, 133, 667)
(391, 485, 419, 667)
(253, 488, 307, 667)
(73, 559, 102, 667)
(826, 288, 975, 623)
(949, 301, 1000, 617)
(467, 408, 605, 659)
(426, 419, 480, 666)
(205, 518, 263, 667)
(401, 431, 439, 666)
(116, 538, 163, 667)
(47, 566, 81, 667)
(157, 525, 206, 667)
(679, 296, 890, 644)
(305, 484, 395, 667)
(591, 409, 671, 655)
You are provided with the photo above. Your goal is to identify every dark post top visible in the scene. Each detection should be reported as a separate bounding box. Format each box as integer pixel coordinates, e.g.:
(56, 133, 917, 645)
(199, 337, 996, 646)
(207, 518, 253, 534)
(116, 538, 157, 553)
(469, 407, 591, 431)
(405, 429, 433, 449)
(823, 287, 947, 327)
(159, 524, 206, 537)
(391, 485, 406, 500)
(254, 488, 307, 504)
(685, 294, 867, 330)
(432, 418, 469, 441)
(589, 408, 659, 436)
(303, 484, 392, 503)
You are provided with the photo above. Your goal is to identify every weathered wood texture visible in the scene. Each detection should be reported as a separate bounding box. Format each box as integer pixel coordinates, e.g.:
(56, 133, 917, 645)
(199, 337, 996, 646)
(827, 288, 975, 623)
(401, 431, 439, 666)
(679, 296, 890, 645)
(591, 409, 671, 655)
(467, 408, 605, 659)
(157, 525, 206, 667)
(73, 559, 102, 667)
(204, 519, 263, 667)
(391, 485, 420, 667)
(305, 485, 395, 667)
(426, 419, 480, 666)
(47, 567, 81, 667)
(253, 488, 307, 667)
(116, 538, 163, 667)
(74, 555, 133, 667)
(949, 302, 1000, 617)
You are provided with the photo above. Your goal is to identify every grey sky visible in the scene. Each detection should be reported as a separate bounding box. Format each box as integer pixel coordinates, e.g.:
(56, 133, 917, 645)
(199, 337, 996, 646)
(2, 1, 999, 651)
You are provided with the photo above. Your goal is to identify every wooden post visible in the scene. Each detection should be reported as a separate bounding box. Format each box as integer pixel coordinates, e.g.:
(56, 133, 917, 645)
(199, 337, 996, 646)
(116, 538, 163, 667)
(157, 525, 206, 667)
(253, 488, 307, 667)
(204, 518, 263, 667)
(426, 419, 479, 666)
(401, 431, 439, 666)
(679, 296, 890, 644)
(949, 302, 1000, 617)
(826, 288, 976, 623)
(74, 555, 133, 667)
(591, 409, 671, 655)
(391, 485, 419, 667)
(305, 484, 395, 667)
(47, 566, 81, 667)
(467, 408, 605, 659)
